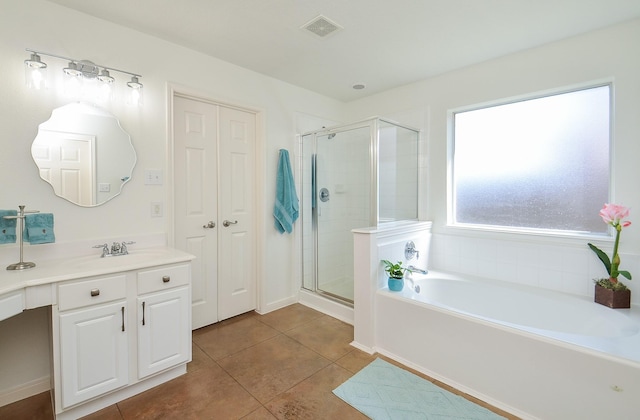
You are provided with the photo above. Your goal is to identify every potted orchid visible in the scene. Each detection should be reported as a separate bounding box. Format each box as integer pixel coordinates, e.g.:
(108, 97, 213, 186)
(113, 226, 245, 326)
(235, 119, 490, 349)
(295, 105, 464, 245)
(588, 203, 632, 308)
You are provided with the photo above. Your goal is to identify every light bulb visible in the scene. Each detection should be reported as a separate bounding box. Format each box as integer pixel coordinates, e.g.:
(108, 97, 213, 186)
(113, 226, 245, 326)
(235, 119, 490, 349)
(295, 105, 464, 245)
(24, 52, 47, 90)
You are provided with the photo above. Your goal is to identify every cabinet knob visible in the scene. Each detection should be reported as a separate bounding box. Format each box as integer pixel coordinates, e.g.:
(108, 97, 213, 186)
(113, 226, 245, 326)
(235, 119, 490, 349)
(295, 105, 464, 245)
(162, 275, 171, 283)
(90, 289, 100, 297)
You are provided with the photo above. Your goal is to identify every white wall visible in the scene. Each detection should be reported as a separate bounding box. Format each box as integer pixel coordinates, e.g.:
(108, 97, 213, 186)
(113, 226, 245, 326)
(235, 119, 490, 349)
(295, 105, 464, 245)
(3, 0, 640, 404)
(346, 19, 640, 302)
(0, 0, 345, 399)
(0, 0, 346, 303)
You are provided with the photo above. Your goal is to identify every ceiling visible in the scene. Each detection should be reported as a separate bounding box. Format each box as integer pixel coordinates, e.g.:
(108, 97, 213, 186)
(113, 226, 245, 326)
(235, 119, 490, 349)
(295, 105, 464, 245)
(46, 0, 640, 102)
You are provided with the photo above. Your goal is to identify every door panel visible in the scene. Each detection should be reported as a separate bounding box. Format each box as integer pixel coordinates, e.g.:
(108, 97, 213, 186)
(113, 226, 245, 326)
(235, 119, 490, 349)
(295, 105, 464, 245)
(174, 96, 257, 326)
(174, 97, 219, 329)
(32, 131, 95, 206)
(218, 106, 256, 320)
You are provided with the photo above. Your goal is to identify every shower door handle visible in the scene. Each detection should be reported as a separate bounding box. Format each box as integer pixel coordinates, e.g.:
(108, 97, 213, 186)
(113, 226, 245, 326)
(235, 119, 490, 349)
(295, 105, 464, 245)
(319, 188, 330, 202)
(223, 220, 238, 227)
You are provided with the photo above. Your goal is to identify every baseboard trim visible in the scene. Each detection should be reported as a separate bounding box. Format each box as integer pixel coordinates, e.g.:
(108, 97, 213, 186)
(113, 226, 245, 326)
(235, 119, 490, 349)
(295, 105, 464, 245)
(257, 296, 298, 315)
(55, 365, 186, 420)
(0, 375, 50, 407)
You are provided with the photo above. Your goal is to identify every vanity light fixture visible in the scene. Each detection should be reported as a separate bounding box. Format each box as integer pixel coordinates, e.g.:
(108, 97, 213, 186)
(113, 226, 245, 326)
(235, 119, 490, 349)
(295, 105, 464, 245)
(62, 61, 82, 77)
(24, 49, 143, 105)
(126, 75, 143, 106)
(97, 68, 115, 84)
(24, 52, 47, 90)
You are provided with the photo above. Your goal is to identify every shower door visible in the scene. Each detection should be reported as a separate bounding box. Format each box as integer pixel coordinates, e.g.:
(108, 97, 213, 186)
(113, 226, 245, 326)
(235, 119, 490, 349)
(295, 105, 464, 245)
(303, 125, 373, 303)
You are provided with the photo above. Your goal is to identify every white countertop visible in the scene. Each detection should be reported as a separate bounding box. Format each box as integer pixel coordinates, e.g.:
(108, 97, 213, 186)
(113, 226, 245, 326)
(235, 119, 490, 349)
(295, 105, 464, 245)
(0, 246, 195, 297)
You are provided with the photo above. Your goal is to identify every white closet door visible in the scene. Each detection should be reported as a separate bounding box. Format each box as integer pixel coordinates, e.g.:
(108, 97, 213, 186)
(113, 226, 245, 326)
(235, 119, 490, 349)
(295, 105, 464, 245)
(173, 96, 219, 329)
(217, 105, 257, 320)
(174, 95, 257, 327)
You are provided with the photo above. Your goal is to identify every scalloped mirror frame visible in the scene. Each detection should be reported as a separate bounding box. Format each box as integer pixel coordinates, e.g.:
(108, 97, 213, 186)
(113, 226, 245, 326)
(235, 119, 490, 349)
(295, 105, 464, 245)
(31, 102, 137, 207)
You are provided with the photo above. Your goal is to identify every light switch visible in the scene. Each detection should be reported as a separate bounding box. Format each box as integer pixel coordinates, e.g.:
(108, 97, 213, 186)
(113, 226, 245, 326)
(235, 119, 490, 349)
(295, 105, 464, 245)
(144, 169, 163, 185)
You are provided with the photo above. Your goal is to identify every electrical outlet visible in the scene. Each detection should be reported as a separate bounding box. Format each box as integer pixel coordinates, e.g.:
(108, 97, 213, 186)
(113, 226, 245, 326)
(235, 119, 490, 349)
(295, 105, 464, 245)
(151, 202, 163, 217)
(98, 183, 111, 192)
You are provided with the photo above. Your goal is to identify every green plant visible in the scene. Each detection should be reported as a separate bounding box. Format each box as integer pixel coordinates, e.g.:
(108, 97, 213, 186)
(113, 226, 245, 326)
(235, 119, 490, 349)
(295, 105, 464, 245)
(381, 260, 405, 279)
(594, 278, 629, 292)
(588, 203, 632, 291)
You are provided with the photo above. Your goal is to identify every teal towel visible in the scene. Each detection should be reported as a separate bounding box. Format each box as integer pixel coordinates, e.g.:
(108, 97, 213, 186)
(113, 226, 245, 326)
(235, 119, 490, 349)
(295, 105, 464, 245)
(273, 149, 299, 234)
(0, 210, 17, 244)
(23, 213, 55, 244)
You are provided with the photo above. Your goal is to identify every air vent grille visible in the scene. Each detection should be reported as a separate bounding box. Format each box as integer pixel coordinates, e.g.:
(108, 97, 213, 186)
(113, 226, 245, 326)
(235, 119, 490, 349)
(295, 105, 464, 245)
(302, 15, 342, 38)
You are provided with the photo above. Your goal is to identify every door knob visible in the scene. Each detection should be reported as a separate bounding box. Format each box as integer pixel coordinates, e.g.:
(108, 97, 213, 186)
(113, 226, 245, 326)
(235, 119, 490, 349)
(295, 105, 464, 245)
(223, 220, 238, 227)
(203, 221, 216, 229)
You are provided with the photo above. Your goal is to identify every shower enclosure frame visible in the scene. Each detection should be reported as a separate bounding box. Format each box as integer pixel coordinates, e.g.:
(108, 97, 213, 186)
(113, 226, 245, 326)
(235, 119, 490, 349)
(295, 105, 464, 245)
(300, 117, 420, 305)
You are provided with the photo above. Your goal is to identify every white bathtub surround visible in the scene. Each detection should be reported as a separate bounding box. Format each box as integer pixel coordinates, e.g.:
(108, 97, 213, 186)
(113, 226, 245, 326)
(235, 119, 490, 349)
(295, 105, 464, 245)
(353, 222, 640, 418)
(375, 274, 640, 419)
(429, 232, 640, 305)
(396, 271, 640, 363)
(352, 220, 432, 352)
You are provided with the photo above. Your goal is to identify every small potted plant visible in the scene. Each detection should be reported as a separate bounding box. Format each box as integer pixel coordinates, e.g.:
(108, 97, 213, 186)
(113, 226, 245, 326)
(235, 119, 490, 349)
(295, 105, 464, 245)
(588, 203, 632, 308)
(381, 259, 406, 291)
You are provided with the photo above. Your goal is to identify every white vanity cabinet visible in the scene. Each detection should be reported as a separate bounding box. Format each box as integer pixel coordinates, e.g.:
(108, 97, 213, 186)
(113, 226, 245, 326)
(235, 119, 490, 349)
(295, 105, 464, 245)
(53, 274, 131, 411)
(136, 264, 191, 379)
(58, 300, 129, 408)
(44, 255, 193, 420)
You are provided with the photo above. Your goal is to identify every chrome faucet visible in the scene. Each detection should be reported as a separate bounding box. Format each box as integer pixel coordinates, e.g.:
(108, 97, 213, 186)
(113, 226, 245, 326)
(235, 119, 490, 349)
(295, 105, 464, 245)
(403, 265, 426, 293)
(406, 265, 428, 275)
(93, 243, 110, 257)
(404, 241, 420, 260)
(93, 241, 135, 257)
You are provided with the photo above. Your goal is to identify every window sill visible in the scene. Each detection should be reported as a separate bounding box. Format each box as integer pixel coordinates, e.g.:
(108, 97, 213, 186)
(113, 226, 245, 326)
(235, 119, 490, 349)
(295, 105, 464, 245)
(444, 223, 613, 247)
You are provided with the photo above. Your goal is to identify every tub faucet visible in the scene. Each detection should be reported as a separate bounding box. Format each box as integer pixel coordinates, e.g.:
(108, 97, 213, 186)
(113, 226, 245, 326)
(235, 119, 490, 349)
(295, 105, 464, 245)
(404, 241, 420, 260)
(406, 265, 428, 275)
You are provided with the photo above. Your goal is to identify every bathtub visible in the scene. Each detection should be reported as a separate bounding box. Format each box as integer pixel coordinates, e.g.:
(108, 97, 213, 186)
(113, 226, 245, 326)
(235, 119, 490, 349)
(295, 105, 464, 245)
(374, 271, 640, 419)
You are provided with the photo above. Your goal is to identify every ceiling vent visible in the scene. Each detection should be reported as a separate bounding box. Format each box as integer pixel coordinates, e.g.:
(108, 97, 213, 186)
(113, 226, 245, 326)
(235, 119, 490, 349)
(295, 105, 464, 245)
(301, 15, 342, 38)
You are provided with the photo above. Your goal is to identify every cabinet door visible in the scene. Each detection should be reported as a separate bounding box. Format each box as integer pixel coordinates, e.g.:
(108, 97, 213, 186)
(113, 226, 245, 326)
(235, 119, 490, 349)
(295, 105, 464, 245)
(59, 300, 128, 408)
(138, 286, 191, 379)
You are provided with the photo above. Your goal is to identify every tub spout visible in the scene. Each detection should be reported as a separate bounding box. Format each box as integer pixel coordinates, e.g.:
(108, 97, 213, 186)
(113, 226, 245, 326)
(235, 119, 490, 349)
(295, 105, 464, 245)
(407, 265, 428, 275)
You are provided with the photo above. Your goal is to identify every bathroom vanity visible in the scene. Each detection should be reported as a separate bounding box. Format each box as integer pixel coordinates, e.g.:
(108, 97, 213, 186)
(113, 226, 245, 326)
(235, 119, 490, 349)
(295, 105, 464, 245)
(0, 247, 194, 419)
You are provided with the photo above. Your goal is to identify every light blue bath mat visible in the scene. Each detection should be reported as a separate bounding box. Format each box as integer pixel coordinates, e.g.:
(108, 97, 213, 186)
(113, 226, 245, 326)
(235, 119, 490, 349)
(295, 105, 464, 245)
(333, 358, 506, 420)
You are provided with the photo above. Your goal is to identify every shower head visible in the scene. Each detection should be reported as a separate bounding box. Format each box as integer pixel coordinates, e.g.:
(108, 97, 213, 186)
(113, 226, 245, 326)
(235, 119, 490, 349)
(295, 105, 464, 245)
(328, 133, 336, 139)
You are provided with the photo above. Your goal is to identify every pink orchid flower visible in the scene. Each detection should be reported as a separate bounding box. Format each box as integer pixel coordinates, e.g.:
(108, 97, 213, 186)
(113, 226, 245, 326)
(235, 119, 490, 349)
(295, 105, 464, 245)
(599, 203, 632, 228)
(589, 203, 632, 286)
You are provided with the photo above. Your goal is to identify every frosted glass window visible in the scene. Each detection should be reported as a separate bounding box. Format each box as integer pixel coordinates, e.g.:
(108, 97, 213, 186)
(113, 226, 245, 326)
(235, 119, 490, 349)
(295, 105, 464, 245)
(452, 85, 610, 234)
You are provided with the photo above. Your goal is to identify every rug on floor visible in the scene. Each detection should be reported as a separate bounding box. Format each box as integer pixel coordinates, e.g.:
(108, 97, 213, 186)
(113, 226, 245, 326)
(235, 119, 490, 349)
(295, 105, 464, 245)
(333, 358, 506, 420)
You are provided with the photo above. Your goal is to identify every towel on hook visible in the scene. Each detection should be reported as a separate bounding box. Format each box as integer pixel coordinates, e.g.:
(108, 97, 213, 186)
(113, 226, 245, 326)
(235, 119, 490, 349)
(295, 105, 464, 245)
(274, 149, 299, 234)
(0, 210, 17, 244)
(23, 213, 56, 244)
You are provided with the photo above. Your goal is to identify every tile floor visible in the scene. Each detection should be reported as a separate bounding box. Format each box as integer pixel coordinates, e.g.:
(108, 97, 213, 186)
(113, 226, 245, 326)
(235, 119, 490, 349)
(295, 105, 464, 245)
(0, 304, 518, 419)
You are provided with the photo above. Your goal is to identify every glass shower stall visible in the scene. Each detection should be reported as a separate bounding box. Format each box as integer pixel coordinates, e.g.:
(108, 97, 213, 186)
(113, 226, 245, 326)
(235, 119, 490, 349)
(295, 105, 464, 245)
(300, 118, 419, 304)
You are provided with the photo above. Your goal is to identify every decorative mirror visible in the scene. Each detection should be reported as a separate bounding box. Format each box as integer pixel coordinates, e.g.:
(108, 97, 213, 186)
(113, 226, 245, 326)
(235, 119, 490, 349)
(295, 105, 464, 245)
(31, 102, 136, 207)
